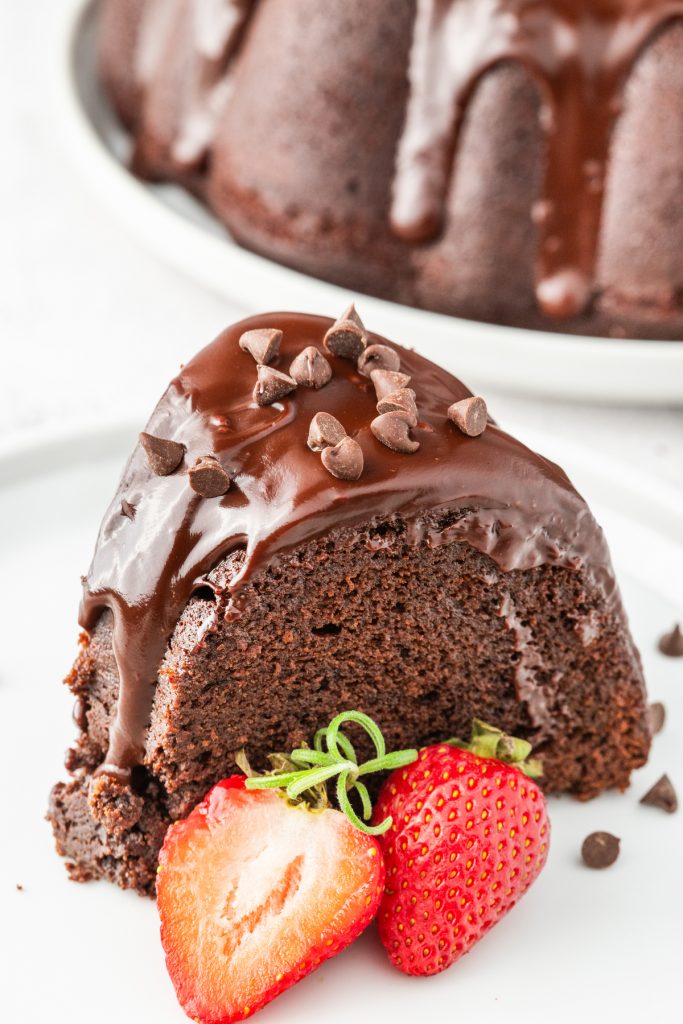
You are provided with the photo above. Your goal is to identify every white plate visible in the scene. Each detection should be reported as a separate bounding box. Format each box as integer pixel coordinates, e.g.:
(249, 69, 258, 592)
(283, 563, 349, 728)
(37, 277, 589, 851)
(56, 0, 683, 407)
(1, 421, 682, 1023)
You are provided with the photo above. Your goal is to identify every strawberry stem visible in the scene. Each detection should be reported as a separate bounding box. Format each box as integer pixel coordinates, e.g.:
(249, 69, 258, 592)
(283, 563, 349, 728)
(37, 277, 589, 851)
(447, 719, 543, 778)
(244, 710, 418, 835)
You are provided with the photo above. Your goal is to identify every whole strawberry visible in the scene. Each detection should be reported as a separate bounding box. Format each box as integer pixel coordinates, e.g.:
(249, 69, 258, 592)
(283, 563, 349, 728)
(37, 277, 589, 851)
(373, 720, 550, 976)
(157, 711, 416, 1023)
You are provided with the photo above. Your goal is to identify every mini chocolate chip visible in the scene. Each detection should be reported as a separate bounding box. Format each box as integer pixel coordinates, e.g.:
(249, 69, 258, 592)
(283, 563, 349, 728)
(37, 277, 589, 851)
(289, 346, 332, 388)
(321, 436, 364, 481)
(448, 396, 488, 437)
(376, 388, 418, 424)
(139, 432, 186, 475)
(581, 831, 620, 869)
(16, 883, 24, 892)
(188, 455, 231, 498)
(640, 774, 678, 814)
(323, 304, 368, 359)
(371, 411, 420, 454)
(307, 412, 347, 452)
(370, 368, 412, 401)
(658, 623, 683, 657)
(253, 365, 297, 406)
(357, 344, 401, 377)
(120, 500, 136, 520)
(648, 701, 666, 736)
(239, 327, 282, 365)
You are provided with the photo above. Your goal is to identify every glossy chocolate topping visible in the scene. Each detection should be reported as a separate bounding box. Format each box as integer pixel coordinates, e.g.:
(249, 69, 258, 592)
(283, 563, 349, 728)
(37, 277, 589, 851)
(134, 0, 256, 169)
(391, 0, 683, 319)
(81, 313, 612, 779)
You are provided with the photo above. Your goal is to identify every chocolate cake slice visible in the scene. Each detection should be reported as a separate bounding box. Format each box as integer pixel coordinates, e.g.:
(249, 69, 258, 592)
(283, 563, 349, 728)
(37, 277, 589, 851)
(48, 311, 650, 895)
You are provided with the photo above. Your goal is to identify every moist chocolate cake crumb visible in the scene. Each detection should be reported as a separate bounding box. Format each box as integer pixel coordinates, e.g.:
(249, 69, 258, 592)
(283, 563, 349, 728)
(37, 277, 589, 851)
(582, 831, 621, 869)
(640, 774, 678, 814)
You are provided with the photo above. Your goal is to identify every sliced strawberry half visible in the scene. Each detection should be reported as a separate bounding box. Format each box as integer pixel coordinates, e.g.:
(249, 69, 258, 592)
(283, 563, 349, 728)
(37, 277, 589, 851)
(157, 775, 384, 1024)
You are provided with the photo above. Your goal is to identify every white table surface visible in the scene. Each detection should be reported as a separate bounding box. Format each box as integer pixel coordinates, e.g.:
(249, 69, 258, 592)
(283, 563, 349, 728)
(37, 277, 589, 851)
(2, 0, 682, 495)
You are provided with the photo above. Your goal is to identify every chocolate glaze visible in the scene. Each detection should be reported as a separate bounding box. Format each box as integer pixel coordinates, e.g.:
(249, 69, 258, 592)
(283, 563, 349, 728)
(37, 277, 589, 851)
(133, 0, 256, 170)
(391, 0, 683, 319)
(115, 1, 683, 321)
(81, 313, 614, 780)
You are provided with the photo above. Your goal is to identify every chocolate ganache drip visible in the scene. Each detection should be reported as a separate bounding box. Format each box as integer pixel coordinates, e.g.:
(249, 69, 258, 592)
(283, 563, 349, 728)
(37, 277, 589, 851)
(391, 0, 683, 319)
(132, 0, 256, 170)
(81, 313, 613, 781)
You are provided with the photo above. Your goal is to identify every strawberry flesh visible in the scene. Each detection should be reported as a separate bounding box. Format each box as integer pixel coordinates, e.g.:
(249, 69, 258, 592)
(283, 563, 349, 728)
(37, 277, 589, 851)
(157, 776, 384, 1023)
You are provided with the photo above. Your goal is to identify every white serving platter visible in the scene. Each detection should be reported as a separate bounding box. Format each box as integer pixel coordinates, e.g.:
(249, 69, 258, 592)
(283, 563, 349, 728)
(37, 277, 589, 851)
(55, 0, 683, 406)
(1, 420, 682, 1023)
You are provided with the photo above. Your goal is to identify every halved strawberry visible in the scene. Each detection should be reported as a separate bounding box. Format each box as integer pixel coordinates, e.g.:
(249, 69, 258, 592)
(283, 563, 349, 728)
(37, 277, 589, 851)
(157, 775, 384, 1024)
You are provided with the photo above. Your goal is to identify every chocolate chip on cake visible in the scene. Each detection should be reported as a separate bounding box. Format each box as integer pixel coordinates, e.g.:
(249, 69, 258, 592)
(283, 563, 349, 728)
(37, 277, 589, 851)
(371, 411, 420, 453)
(307, 412, 347, 452)
(253, 365, 297, 406)
(640, 774, 678, 814)
(376, 387, 418, 424)
(448, 396, 488, 437)
(188, 456, 231, 498)
(658, 623, 683, 657)
(120, 500, 136, 520)
(581, 831, 620, 869)
(370, 369, 412, 401)
(648, 701, 666, 736)
(357, 344, 401, 377)
(139, 432, 186, 475)
(289, 346, 332, 388)
(321, 436, 364, 481)
(323, 304, 368, 359)
(239, 327, 282, 365)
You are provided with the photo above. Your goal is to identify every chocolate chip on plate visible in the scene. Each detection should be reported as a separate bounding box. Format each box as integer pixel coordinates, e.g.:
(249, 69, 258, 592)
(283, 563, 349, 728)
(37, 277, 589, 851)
(357, 344, 401, 377)
(289, 346, 332, 388)
(321, 436, 364, 481)
(376, 387, 418, 423)
(658, 623, 683, 657)
(581, 831, 620, 869)
(371, 411, 420, 454)
(239, 327, 282, 365)
(447, 396, 488, 437)
(370, 369, 412, 401)
(139, 432, 186, 476)
(188, 456, 231, 498)
(253, 365, 297, 406)
(120, 500, 136, 520)
(640, 774, 678, 814)
(307, 412, 347, 452)
(648, 701, 666, 736)
(323, 304, 368, 360)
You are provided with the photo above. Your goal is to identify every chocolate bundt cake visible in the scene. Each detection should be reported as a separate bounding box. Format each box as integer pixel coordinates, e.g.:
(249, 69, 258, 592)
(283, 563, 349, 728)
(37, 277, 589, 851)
(49, 309, 650, 895)
(98, 0, 683, 339)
